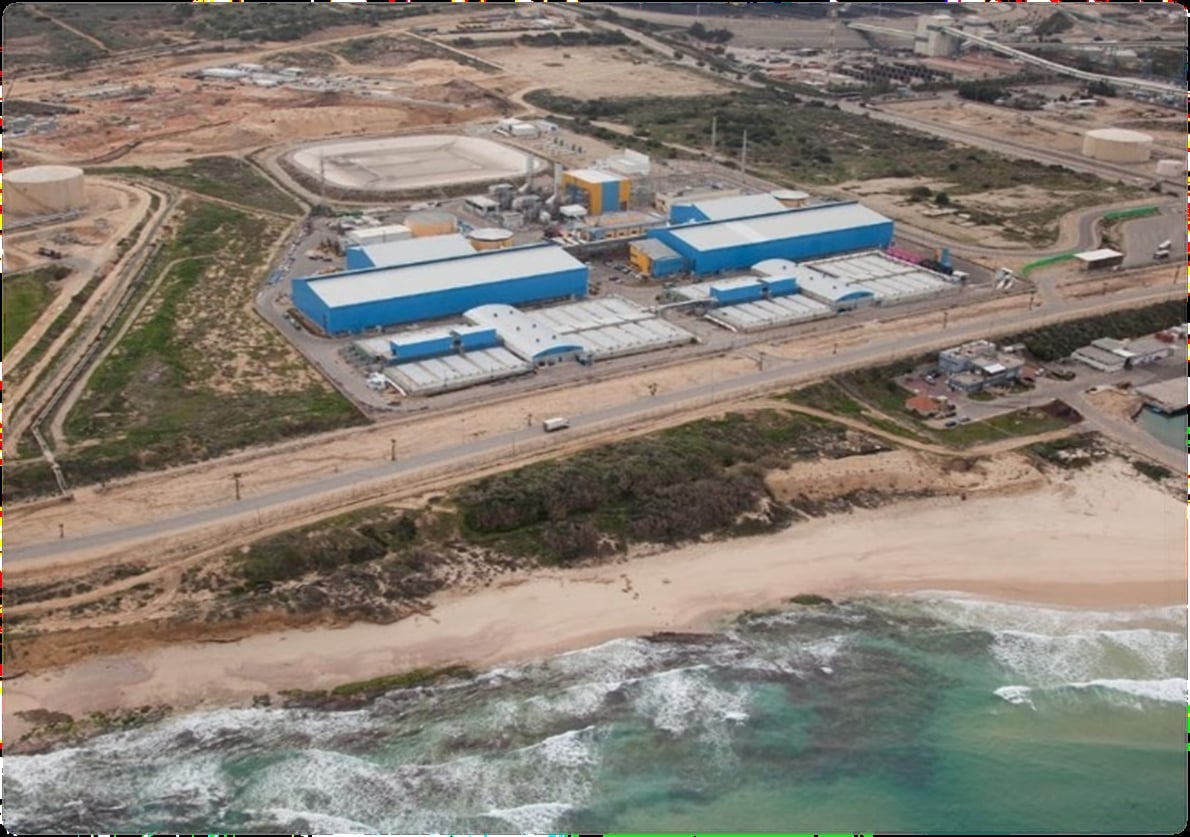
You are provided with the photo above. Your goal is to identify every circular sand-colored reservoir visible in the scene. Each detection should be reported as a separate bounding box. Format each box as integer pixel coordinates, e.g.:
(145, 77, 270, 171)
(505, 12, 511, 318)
(289, 134, 544, 193)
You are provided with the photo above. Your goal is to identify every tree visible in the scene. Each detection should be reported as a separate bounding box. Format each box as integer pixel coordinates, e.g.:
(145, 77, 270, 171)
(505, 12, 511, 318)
(933, 191, 951, 206)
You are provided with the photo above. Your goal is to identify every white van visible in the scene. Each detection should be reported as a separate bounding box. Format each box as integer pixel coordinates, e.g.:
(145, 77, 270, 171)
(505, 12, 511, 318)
(542, 417, 570, 433)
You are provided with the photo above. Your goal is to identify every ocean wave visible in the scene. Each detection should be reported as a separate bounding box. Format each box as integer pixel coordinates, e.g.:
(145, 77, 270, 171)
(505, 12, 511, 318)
(892, 592, 1186, 636)
(991, 628, 1185, 683)
(482, 801, 573, 833)
(631, 665, 749, 736)
(993, 685, 1036, 709)
(995, 678, 1188, 708)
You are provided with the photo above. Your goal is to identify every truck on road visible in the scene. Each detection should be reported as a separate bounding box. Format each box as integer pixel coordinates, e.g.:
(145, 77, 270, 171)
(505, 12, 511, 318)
(542, 416, 570, 433)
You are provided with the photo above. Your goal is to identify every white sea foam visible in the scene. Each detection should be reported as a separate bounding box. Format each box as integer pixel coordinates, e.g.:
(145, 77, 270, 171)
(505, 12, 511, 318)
(991, 628, 1184, 683)
(994, 685, 1037, 709)
(246, 748, 406, 824)
(245, 807, 377, 834)
(995, 678, 1187, 709)
(1073, 678, 1189, 705)
(898, 592, 1186, 636)
(632, 665, 749, 736)
(483, 801, 573, 833)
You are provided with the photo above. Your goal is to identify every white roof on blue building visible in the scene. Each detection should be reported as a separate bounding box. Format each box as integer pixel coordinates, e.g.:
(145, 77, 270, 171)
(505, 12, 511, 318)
(357, 233, 474, 269)
(665, 203, 891, 253)
(305, 244, 585, 309)
(566, 168, 621, 183)
(686, 193, 785, 221)
(464, 304, 584, 361)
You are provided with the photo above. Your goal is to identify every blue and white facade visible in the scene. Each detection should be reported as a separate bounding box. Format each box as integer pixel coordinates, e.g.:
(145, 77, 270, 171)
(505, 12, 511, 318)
(648, 202, 894, 276)
(294, 243, 589, 335)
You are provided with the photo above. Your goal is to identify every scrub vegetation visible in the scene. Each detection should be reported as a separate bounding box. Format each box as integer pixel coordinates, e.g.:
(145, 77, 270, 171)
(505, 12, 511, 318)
(220, 409, 899, 624)
(100, 157, 303, 217)
(47, 199, 361, 493)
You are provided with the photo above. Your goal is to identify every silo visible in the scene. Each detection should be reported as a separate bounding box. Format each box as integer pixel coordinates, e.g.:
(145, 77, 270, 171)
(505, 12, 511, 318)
(5, 165, 87, 218)
(468, 228, 515, 251)
(405, 210, 458, 238)
(1081, 128, 1153, 163)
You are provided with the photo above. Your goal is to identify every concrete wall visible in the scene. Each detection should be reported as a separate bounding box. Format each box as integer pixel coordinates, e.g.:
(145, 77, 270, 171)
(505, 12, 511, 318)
(296, 268, 589, 335)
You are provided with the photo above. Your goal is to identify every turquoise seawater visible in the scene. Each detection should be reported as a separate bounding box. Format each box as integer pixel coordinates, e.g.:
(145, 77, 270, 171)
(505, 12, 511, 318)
(6, 594, 1187, 834)
(1137, 406, 1187, 453)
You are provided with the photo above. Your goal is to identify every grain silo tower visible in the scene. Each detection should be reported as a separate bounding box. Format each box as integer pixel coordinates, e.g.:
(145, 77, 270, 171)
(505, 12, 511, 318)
(5, 165, 87, 218)
(405, 210, 458, 238)
(468, 227, 515, 251)
(1081, 129, 1153, 163)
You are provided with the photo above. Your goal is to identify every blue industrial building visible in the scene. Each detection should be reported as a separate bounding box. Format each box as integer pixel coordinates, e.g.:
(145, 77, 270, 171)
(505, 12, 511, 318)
(344, 233, 475, 271)
(388, 325, 501, 362)
(699, 275, 799, 306)
(669, 193, 786, 225)
(647, 202, 894, 276)
(293, 243, 589, 335)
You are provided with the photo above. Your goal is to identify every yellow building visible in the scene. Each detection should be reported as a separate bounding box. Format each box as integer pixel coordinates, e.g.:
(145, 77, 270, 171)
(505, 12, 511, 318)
(560, 168, 630, 216)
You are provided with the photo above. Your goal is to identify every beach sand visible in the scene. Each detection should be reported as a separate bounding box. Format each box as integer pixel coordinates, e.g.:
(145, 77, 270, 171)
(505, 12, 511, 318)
(5, 458, 1185, 744)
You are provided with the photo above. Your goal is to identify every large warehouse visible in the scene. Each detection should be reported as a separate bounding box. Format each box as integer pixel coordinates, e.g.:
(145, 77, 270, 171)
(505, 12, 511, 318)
(293, 243, 589, 334)
(647, 202, 894, 276)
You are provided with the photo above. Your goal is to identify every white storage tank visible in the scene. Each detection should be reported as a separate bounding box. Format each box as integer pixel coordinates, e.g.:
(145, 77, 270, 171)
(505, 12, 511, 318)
(5, 165, 86, 218)
(468, 227, 515, 251)
(1081, 128, 1153, 163)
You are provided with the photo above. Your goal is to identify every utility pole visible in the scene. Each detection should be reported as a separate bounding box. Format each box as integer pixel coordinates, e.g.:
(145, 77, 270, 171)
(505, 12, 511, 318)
(709, 115, 717, 161)
(390, 438, 397, 462)
(59, 523, 65, 540)
(233, 472, 243, 502)
(942, 310, 949, 329)
(740, 130, 748, 174)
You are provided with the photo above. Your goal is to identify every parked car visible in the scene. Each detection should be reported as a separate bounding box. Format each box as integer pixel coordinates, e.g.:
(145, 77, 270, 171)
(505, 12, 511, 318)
(944, 419, 959, 428)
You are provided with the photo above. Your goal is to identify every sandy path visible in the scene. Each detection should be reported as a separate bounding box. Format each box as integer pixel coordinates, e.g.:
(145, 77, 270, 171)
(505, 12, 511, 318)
(5, 458, 1182, 743)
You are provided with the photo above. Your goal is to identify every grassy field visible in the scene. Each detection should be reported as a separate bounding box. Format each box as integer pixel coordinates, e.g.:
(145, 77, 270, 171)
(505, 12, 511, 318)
(5, 274, 102, 389)
(782, 379, 934, 444)
(52, 199, 362, 490)
(99, 157, 303, 217)
(937, 408, 1068, 448)
(526, 89, 1142, 245)
(3, 267, 69, 356)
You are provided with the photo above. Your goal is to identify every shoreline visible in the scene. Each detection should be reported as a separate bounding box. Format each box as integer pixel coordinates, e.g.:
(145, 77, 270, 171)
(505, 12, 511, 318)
(5, 458, 1185, 750)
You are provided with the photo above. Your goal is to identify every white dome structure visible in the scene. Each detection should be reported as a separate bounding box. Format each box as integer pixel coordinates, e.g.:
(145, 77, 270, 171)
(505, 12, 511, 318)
(5, 165, 86, 217)
(1081, 128, 1153, 163)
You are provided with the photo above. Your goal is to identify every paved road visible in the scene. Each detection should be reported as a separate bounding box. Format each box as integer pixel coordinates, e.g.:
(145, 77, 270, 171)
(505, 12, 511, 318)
(8, 281, 1180, 564)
